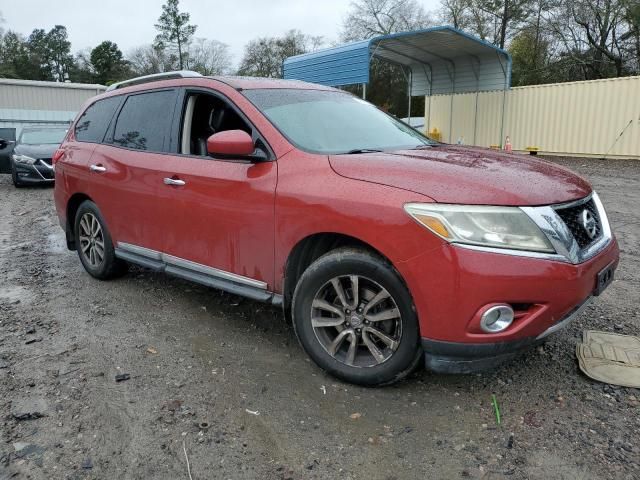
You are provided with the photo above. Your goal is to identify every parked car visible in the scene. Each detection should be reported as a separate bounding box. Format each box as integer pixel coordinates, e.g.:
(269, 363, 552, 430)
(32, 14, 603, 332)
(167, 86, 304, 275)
(53, 72, 619, 386)
(7, 126, 68, 187)
(0, 128, 17, 175)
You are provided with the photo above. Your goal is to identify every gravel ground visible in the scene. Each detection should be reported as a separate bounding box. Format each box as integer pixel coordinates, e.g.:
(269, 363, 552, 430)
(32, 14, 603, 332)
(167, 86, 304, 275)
(0, 157, 638, 480)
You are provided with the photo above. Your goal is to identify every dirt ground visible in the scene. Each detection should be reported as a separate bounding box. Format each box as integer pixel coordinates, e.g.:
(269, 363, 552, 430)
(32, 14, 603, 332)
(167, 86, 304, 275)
(0, 157, 638, 480)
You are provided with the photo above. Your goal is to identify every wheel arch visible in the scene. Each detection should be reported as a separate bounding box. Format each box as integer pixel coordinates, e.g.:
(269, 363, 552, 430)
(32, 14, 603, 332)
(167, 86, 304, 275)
(282, 232, 397, 311)
(65, 193, 94, 250)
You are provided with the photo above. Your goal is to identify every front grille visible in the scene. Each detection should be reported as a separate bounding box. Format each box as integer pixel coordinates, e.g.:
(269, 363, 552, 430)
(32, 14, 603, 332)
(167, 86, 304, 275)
(555, 197, 602, 249)
(38, 168, 54, 179)
(35, 159, 54, 179)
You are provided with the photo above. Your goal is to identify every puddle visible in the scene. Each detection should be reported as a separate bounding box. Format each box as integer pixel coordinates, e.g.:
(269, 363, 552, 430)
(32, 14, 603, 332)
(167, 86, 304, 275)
(0, 285, 35, 306)
(45, 232, 67, 254)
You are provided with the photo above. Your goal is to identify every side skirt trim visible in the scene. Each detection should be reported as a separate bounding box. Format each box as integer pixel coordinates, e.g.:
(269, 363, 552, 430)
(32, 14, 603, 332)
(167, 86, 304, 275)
(114, 249, 164, 272)
(115, 242, 280, 305)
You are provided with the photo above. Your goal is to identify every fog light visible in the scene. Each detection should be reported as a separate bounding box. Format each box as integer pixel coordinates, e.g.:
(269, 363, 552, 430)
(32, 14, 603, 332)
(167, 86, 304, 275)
(480, 305, 514, 333)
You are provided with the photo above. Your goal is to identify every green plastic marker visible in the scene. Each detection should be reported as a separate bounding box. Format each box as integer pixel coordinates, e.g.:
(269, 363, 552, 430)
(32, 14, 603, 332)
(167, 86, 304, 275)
(492, 394, 501, 425)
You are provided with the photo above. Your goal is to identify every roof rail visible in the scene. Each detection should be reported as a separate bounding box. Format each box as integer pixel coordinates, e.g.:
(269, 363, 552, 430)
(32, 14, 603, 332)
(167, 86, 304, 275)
(106, 70, 202, 91)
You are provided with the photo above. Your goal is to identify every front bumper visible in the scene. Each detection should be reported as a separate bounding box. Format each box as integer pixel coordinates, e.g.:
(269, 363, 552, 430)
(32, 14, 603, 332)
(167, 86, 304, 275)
(13, 160, 55, 183)
(395, 234, 619, 373)
(421, 296, 593, 373)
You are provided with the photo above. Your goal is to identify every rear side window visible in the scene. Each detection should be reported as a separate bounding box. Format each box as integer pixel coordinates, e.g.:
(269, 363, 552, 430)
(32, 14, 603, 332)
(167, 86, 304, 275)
(112, 90, 175, 152)
(75, 96, 121, 143)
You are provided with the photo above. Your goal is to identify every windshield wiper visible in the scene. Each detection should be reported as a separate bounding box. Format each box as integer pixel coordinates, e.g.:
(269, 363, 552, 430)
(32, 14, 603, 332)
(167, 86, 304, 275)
(344, 148, 384, 154)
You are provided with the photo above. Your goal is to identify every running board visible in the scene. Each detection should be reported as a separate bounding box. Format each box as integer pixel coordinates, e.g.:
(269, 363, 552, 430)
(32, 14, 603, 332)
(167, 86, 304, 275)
(114, 243, 282, 306)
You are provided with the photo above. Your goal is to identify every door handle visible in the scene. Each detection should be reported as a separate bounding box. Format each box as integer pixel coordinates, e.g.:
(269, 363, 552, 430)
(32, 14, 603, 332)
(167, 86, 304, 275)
(89, 164, 106, 173)
(163, 177, 186, 186)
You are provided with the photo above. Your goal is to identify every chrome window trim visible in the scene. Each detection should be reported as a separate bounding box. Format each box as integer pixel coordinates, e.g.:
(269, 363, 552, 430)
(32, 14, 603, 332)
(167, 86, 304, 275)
(117, 242, 268, 290)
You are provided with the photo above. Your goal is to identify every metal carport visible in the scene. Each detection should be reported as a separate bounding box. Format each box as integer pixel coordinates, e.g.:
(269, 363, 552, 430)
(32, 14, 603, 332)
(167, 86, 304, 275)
(283, 26, 512, 145)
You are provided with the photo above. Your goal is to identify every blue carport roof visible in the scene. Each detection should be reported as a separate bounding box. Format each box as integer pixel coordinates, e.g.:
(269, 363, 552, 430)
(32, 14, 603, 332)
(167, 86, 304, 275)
(283, 26, 511, 95)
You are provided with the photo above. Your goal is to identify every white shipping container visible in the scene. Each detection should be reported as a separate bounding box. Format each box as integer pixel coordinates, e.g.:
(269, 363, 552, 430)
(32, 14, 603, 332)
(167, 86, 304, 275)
(425, 75, 640, 159)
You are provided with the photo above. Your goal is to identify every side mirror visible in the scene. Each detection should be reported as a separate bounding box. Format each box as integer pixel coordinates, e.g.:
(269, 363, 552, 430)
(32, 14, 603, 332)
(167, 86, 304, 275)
(207, 130, 256, 159)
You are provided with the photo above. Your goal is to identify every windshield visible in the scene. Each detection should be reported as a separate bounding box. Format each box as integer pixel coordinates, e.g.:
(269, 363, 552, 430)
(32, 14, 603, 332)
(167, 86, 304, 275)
(243, 89, 434, 154)
(20, 128, 67, 145)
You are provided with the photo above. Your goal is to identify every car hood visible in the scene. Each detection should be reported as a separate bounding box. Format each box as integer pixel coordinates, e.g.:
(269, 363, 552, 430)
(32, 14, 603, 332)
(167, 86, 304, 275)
(328, 145, 592, 206)
(13, 143, 59, 159)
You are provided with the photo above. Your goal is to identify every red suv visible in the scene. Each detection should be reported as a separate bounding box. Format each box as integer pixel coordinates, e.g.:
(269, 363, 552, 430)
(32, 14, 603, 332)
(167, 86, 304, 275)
(53, 72, 619, 386)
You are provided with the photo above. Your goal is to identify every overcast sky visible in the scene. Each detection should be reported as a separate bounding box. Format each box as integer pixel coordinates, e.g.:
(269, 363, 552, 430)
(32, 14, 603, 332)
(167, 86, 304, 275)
(2, 0, 440, 66)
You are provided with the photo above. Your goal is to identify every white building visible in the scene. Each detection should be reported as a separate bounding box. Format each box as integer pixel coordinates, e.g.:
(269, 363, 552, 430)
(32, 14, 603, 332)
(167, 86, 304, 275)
(0, 78, 106, 141)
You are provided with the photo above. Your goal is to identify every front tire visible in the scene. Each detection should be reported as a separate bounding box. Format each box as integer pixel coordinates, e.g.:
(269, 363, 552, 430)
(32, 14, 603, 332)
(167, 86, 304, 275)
(11, 162, 23, 188)
(292, 248, 421, 386)
(74, 201, 127, 280)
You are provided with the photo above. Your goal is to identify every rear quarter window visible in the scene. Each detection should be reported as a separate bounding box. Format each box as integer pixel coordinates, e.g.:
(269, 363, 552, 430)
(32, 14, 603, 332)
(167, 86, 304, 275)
(75, 96, 122, 143)
(112, 90, 176, 152)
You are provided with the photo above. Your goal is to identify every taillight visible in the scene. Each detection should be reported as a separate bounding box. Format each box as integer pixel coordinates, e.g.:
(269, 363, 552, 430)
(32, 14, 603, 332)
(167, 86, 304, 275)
(52, 148, 64, 166)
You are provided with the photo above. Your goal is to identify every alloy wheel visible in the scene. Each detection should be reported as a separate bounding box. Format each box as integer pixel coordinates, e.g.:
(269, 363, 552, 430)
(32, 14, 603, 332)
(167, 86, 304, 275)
(78, 212, 105, 268)
(311, 274, 402, 367)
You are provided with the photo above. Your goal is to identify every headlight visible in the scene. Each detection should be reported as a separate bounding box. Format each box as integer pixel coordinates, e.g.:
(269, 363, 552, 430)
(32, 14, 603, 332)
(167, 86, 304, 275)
(12, 154, 37, 165)
(404, 203, 555, 253)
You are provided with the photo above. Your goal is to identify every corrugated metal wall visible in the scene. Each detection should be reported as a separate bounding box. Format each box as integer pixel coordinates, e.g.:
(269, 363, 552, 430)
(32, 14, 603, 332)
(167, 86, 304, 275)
(284, 27, 510, 96)
(425, 75, 640, 159)
(0, 79, 105, 137)
(0, 79, 105, 110)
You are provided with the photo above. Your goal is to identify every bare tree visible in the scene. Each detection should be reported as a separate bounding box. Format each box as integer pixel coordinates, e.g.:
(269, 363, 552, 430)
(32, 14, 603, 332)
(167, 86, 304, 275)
(127, 44, 177, 75)
(70, 47, 95, 83)
(341, 0, 434, 41)
(439, 0, 471, 29)
(238, 30, 323, 78)
(545, 0, 632, 78)
(472, 0, 532, 49)
(186, 38, 232, 75)
(622, 0, 640, 72)
(464, 3, 494, 40)
(237, 38, 281, 77)
(573, 0, 627, 76)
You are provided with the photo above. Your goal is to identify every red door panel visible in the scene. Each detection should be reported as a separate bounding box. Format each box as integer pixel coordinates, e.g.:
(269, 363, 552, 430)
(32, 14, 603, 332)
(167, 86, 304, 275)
(85, 144, 166, 252)
(157, 156, 277, 289)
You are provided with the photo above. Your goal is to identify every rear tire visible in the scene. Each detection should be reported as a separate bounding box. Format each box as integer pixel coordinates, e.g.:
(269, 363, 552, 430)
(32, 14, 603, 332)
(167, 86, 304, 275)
(292, 248, 421, 386)
(74, 201, 127, 280)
